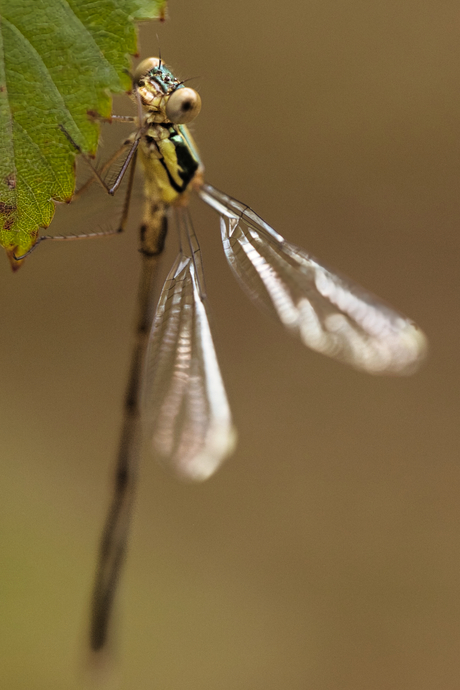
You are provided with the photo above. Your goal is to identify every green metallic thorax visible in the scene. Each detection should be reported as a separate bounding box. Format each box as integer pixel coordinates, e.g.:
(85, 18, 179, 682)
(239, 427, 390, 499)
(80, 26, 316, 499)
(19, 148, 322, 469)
(137, 121, 202, 256)
(139, 120, 201, 206)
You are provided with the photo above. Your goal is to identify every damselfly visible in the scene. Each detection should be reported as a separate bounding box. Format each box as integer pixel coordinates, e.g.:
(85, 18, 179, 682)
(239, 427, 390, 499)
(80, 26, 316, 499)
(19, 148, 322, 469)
(36, 57, 427, 652)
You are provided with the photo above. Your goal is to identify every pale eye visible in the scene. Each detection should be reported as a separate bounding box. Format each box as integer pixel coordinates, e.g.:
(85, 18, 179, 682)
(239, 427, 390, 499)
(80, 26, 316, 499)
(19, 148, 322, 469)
(166, 87, 201, 124)
(133, 57, 161, 85)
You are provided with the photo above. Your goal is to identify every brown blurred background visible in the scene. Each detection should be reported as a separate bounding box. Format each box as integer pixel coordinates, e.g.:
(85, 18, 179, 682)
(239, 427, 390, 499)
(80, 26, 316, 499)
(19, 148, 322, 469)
(1, 1, 459, 688)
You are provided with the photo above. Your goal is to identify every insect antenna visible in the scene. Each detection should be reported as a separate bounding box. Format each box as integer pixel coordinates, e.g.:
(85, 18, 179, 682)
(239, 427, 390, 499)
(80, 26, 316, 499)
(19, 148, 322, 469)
(176, 76, 202, 88)
(157, 35, 162, 68)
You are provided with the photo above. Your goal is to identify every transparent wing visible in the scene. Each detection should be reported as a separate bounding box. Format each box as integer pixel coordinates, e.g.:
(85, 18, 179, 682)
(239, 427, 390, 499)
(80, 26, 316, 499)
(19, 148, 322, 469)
(199, 183, 427, 375)
(143, 245, 236, 482)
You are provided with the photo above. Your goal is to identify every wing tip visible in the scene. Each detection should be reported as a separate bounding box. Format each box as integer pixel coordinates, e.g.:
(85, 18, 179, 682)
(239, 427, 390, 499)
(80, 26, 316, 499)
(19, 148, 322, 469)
(359, 321, 429, 377)
(398, 322, 429, 375)
(172, 424, 238, 483)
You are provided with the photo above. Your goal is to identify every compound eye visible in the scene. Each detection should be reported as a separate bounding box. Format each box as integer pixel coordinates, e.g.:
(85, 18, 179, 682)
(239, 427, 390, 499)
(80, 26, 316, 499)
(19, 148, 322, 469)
(133, 57, 161, 85)
(166, 87, 201, 124)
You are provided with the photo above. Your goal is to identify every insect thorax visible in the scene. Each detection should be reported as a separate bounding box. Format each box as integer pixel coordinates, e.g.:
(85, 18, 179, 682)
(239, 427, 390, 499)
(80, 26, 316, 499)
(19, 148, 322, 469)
(139, 121, 202, 206)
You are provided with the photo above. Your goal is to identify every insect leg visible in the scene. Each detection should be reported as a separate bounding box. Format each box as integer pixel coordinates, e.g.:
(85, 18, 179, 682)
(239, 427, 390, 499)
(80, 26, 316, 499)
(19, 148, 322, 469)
(13, 144, 139, 262)
(72, 139, 131, 201)
(58, 124, 141, 196)
(116, 149, 138, 233)
(111, 114, 137, 123)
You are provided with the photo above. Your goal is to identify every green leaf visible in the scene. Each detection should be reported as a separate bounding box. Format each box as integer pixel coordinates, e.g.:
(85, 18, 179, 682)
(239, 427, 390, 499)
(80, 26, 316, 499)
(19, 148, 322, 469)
(0, 0, 166, 268)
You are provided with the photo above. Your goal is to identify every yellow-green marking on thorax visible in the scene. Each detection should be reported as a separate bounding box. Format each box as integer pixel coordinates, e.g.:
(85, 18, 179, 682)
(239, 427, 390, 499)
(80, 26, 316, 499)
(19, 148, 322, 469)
(133, 58, 203, 256)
